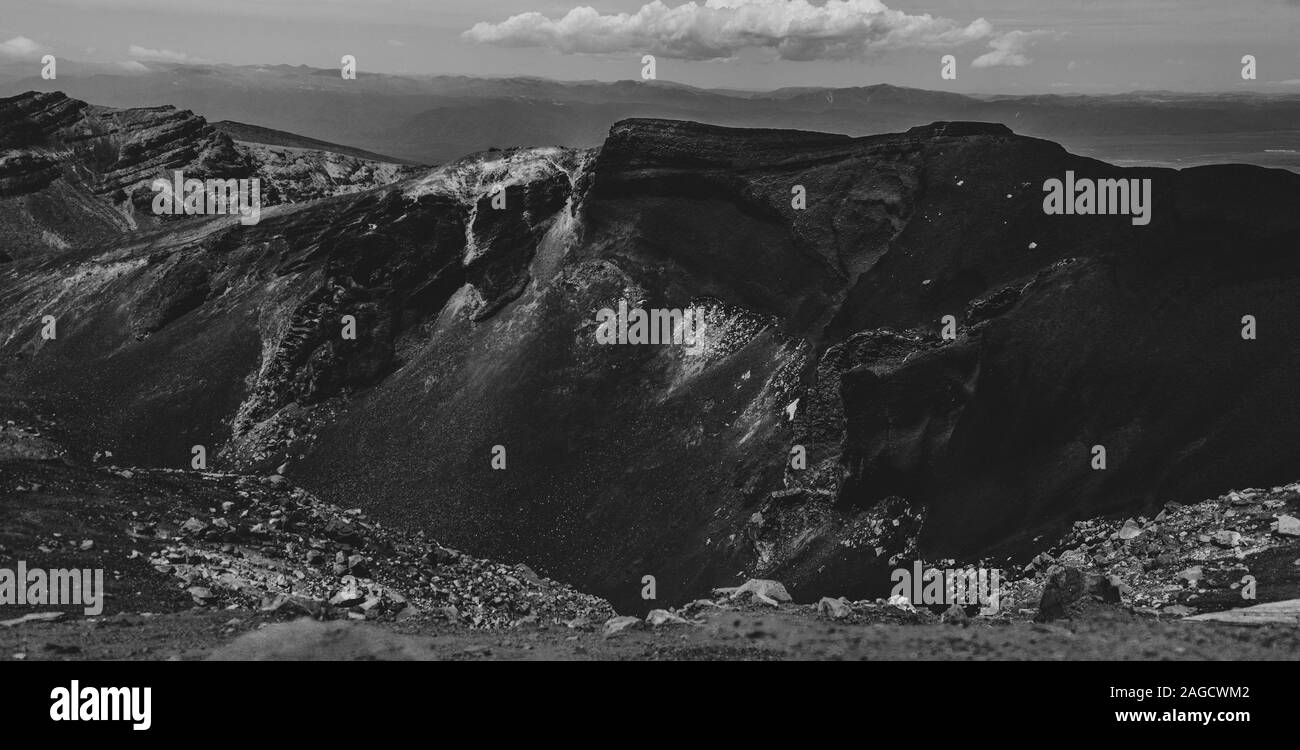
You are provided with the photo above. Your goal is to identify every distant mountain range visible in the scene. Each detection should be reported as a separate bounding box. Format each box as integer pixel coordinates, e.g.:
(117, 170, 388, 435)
(2, 61, 1298, 169)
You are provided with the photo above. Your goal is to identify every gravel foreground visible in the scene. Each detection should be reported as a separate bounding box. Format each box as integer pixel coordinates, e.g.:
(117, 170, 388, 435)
(6, 602, 1300, 661)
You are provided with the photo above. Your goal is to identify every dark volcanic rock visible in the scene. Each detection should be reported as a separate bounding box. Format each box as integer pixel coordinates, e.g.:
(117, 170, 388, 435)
(0, 90, 87, 152)
(130, 254, 213, 339)
(1036, 565, 1123, 622)
(3, 116, 1300, 612)
(835, 162, 1300, 569)
(464, 168, 572, 318)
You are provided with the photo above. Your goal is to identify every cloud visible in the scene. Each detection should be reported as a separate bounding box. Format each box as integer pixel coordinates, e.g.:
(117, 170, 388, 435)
(0, 35, 47, 59)
(463, 0, 997, 62)
(387, 39, 405, 47)
(127, 44, 195, 62)
(971, 29, 1056, 68)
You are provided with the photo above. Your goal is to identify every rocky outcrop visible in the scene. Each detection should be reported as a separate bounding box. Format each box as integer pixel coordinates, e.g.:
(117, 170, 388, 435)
(234, 141, 422, 204)
(0, 91, 259, 254)
(0, 91, 418, 258)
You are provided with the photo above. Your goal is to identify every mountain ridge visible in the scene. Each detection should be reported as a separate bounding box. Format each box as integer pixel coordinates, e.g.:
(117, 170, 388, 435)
(0, 90, 421, 258)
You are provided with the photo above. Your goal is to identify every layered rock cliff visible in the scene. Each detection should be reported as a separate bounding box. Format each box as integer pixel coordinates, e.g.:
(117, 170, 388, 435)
(0, 91, 418, 258)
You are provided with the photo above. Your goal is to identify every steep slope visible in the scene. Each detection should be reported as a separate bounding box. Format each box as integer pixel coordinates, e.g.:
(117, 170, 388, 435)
(0, 91, 420, 258)
(2, 117, 1299, 613)
(0, 90, 255, 257)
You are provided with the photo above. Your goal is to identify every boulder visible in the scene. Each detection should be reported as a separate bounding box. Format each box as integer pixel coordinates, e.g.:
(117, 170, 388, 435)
(329, 580, 366, 607)
(887, 594, 917, 613)
(940, 603, 969, 625)
(603, 615, 644, 637)
(816, 597, 852, 620)
(1275, 515, 1300, 537)
(1117, 519, 1143, 540)
(1035, 565, 1123, 622)
(712, 579, 792, 607)
(645, 609, 689, 627)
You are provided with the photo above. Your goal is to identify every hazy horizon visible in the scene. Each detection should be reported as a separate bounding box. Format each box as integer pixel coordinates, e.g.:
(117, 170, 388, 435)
(6, 60, 1300, 100)
(2, 0, 1299, 95)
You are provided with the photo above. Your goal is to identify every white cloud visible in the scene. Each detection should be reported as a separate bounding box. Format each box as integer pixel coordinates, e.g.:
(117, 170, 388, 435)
(387, 39, 404, 47)
(127, 44, 194, 62)
(971, 29, 1057, 69)
(0, 35, 47, 59)
(463, 0, 997, 62)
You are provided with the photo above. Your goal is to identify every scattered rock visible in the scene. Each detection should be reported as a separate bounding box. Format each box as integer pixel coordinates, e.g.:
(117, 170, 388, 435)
(1275, 515, 1300, 537)
(940, 603, 969, 625)
(260, 594, 324, 618)
(603, 615, 644, 637)
(886, 594, 917, 613)
(1035, 565, 1122, 622)
(180, 517, 209, 535)
(712, 579, 792, 607)
(678, 599, 722, 619)
(816, 596, 852, 620)
(1117, 519, 1143, 540)
(329, 581, 365, 607)
(135, 471, 614, 628)
(645, 609, 688, 627)
(187, 586, 215, 604)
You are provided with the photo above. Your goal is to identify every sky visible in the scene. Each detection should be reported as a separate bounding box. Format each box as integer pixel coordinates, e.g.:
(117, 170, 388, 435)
(2, 0, 1299, 93)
